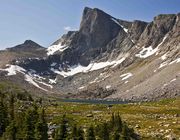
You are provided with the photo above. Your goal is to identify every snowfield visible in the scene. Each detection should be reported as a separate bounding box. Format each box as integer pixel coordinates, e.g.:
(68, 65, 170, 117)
(136, 35, 168, 58)
(120, 73, 133, 80)
(1, 65, 50, 91)
(47, 43, 69, 56)
(51, 57, 126, 77)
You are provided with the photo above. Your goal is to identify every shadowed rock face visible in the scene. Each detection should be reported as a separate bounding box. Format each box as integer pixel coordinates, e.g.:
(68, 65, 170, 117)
(1, 7, 179, 101)
(138, 14, 177, 48)
(13, 7, 179, 74)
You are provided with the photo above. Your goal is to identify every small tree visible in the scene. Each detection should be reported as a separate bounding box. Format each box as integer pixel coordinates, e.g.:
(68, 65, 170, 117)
(0, 97, 8, 136)
(86, 125, 95, 140)
(35, 109, 48, 140)
(3, 120, 16, 140)
(77, 126, 84, 140)
(54, 115, 67, 140)
(99, 123, 109, 140)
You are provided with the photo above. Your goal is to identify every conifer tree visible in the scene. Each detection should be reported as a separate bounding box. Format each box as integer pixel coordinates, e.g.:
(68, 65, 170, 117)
(86, 125, 95, 140)
(120, 123, 129, 140)
(54, 115, 67, 140)
(4, 120, 16, 140)
(24, 105, 39, 140)
(0, 97, 8, 136)
(112, 130, 120, 140)
(71, 124, 78, 140)
(114, 113, 122, 132)
(99, 123, 109, 140)
(35, 109, 48, 140)
(9, 94, 15, 120)
(77, 126, 84, 140)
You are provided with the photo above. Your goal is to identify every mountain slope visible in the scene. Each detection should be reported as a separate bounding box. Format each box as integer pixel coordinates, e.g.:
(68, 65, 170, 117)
(0, 7, 179, 101)
(0, 40, 46, 68)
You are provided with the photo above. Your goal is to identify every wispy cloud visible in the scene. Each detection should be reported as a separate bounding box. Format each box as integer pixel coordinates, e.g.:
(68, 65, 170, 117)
(64, 26, 71, 31)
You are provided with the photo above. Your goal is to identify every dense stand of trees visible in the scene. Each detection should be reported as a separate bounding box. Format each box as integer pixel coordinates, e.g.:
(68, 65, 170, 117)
(0, 93, 48, 140)
(52, 113, 137, 140)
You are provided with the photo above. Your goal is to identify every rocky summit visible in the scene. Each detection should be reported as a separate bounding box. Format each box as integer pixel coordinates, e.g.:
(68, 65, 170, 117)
(0, 7, 179, 101)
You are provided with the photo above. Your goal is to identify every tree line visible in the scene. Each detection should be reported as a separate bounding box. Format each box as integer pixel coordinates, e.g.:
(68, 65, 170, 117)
(52, 113, 138, 140)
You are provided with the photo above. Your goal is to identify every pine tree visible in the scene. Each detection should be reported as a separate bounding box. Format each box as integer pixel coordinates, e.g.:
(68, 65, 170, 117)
(9, 94, 15, 120)
(86, 125, 95, 140)
(71, 124, 78, 140)
(99, 123, 109, 140)
(114, 113, 122, 132)
(24, 105, 39, 140)
(112, 130, 120, 140)
(3, 120, 16, 140)
(35, 109, 48, 140)
(120, 124, 129, 140)
(77, 127, 84, 140)
(110, 113, 115, 128)
(0, 97, 8, 137)
(35, 108, 48, 140)
(54, 115, 67, 140)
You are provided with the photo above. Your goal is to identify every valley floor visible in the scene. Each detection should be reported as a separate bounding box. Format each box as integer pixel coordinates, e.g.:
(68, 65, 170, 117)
(46, 98, 180, 140)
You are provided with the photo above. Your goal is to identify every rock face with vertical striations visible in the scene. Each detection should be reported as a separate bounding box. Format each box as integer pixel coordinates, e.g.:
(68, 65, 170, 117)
(0, 7, 179, 101)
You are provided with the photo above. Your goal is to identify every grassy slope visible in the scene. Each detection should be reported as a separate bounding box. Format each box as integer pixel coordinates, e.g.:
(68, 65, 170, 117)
(46, 98, 180, 140)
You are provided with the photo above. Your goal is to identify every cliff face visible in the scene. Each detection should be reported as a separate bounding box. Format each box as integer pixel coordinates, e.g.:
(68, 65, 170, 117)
(0, 7, 179, 101)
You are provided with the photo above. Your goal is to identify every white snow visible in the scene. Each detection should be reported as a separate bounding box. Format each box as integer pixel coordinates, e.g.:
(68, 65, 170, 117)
(1, 65, 50, 91)
(170, 78, 176, 83)
(169, 58, 180, 65)
(24, 75, 48, 91)
(135, 46, 159, 58)
(157, 57, 180, 69)
(47, 43, 69, 56)
(157, 35, 168, 48)
(51, 57, 126, 77)
(36, 80, 53, 89)
(136, 35, 168, 58)
(4, 65, 26, 76)
(106, 85, 111, 89)
(120, 73, 133, 80)
(51, 62, 57, 67)
(161, 53, 167, 60)
(49, 78, 57, 84)
(124, 81, 129, 84)
(158, 61, 168, 69)
(78, 86, 85, 90)
(111, 18, 128, 33)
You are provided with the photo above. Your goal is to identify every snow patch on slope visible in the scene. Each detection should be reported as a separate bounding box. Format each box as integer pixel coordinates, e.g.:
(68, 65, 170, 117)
(47, 43, 69, 56)
(111, 18, 128, 33)
(24, 75, 48, 91)
(51, 57, 126, 77)
(120, 73, 133, 80)
(136, 35, 168, 58)
(169, 58, 180, 64)
(135, 46, 159, 58)
(1, 65, 51, 91)
(4, 65, 26, 76)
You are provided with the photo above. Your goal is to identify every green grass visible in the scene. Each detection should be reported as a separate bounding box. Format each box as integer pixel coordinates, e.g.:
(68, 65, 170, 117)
(46, 98, 180, 140)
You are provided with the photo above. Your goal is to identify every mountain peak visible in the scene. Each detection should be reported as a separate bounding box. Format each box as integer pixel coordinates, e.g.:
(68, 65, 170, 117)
(24, 40, 38, 45)
(7, 40, 45, 52)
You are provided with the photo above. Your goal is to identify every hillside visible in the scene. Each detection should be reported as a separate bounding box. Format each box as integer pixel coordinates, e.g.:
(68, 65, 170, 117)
(0, 7, 179, 101)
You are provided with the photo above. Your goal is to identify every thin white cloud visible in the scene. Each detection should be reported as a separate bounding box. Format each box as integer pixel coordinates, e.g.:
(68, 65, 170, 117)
(64, 26, 71, 31)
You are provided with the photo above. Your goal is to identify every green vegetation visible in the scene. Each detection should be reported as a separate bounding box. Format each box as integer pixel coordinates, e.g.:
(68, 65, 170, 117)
(0, 82, 180, 139)
(0, 82, 137, 140)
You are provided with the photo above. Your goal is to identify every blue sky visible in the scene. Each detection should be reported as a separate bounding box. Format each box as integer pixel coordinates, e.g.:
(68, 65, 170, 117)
(0, 0, 180, 49)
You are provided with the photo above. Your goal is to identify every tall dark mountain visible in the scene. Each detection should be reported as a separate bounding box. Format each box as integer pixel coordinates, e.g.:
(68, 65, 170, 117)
(0, 7, 179, 101)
